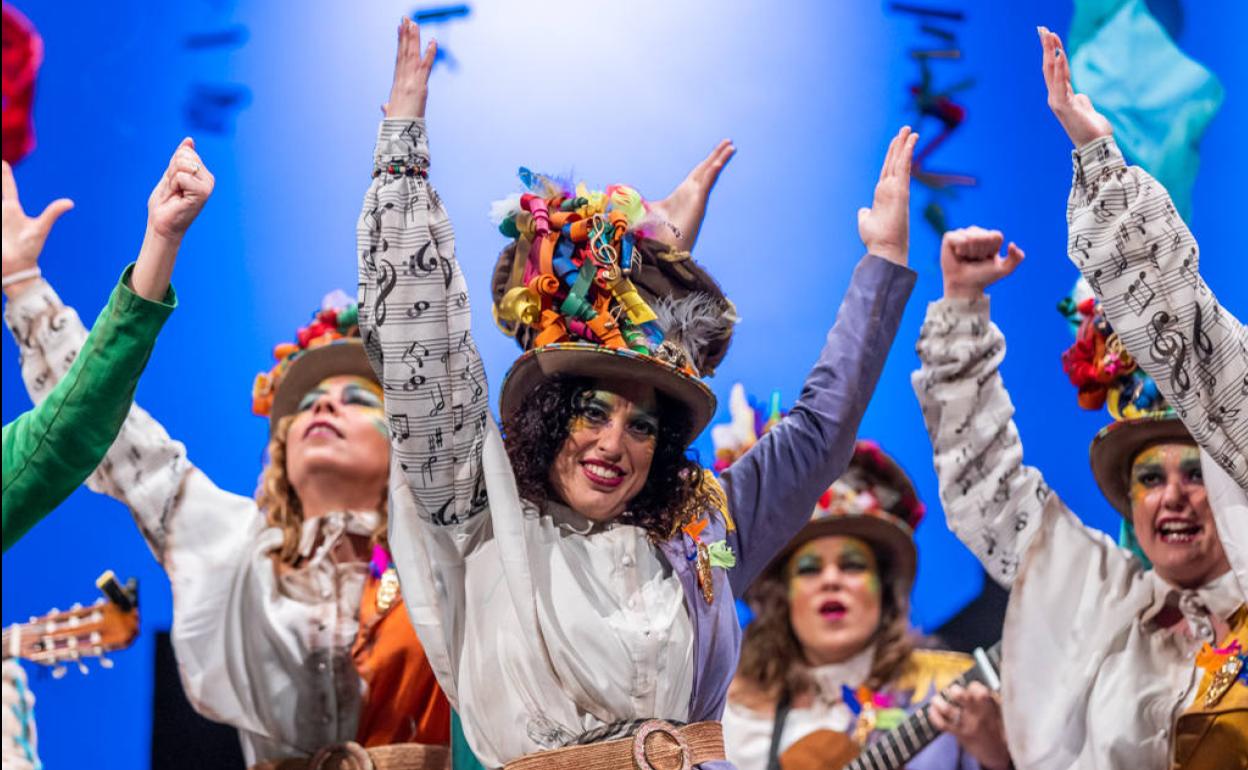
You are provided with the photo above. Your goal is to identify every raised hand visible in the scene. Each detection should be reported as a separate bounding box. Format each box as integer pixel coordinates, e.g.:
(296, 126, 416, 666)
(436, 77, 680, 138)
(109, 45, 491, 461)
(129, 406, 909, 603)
(857, 126, 919, 267)
(929, 682, 1012, 770)
(385, 18, 437, 119)
(131, 139, 214, 301)
(648, 139, 736, 252)
(2, 160, 74, 298)
(147, 138, 215, 241)
(940, 226, 1025, 301)
(1038, 26, 1113, 148)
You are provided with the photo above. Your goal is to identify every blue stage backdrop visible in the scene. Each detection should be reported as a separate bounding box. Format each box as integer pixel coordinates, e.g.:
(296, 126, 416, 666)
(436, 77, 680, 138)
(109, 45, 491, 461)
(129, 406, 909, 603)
(2, 1, 1244, 767)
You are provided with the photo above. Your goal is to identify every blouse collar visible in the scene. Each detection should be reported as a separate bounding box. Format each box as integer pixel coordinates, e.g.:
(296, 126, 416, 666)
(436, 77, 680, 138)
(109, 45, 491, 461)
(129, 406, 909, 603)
(296, 509, 382, 560)
(808, 646, 876, 703)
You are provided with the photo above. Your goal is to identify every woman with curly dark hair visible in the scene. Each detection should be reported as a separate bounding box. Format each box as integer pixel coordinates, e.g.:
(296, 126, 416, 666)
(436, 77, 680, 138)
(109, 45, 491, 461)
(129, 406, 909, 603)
(720, 427, 1011, 770)
(358, 20, 920, 770)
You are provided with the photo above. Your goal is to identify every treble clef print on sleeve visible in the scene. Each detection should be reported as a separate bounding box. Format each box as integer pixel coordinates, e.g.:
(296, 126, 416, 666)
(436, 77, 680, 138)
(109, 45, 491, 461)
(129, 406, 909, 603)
(375, 260, 397, 327)
(1149, 311, 1191, 396)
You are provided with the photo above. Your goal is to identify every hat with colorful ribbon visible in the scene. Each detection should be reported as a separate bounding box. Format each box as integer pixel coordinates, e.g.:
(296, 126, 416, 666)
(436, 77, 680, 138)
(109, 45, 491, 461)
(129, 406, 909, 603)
(712, 385, 926, 594)
(251, 290, 378, 432)
(1058, 278, 1191, 516)
(490, 169, 737, 442)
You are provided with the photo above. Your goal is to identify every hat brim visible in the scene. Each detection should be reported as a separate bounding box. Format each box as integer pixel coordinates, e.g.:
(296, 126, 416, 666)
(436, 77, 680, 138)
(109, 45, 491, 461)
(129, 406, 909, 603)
(768, 513, 918, 597)
(1090, 414, 1192, 515)
(269, 340, 379, 433)
(499, 343, 716, 443)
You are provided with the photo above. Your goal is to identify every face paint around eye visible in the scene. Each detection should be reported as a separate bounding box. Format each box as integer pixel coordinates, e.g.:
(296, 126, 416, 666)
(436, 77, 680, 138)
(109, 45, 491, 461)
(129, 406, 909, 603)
(368, 415, 389, 439)
(834, 540, 881, 596)
(298, 389, 327, 412)
(794, 553, 823, 575)
(343, 384, 384, 409)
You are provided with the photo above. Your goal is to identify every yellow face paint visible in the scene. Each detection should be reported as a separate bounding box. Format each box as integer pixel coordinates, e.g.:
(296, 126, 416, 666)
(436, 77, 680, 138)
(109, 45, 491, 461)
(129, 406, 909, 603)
(1129, 443, 1202, 506)
(297, 376, 387, 437)
(569, 389, 660, 443)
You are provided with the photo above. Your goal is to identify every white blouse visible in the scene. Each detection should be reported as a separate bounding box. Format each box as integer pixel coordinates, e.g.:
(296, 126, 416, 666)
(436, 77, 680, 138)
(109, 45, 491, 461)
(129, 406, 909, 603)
(913, 297, 1246, 770)
(4, 282, 382, 765)
(357, 118, 695, 769)
(723, 647, 874, 770)
(389, 454, 694, 768)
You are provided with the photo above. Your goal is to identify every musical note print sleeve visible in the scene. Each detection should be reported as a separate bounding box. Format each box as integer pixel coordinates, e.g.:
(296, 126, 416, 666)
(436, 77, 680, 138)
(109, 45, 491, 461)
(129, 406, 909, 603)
(356, 118, 490, 527)
(912, 296, 1078, 586)
(2, 275, 261, 564)
(1066, 136, 1248, 487)
(2, 267, 174, 550)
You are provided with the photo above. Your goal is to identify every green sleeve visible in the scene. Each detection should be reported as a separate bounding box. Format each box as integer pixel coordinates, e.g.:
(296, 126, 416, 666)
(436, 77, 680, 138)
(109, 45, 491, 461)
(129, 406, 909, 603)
(1, 265, 175, 550)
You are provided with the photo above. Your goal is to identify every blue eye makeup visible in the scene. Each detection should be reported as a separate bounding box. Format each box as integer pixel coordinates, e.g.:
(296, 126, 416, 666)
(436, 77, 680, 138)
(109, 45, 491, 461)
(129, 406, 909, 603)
(794, 553, 822, 576)
(343, 384, 383, 409)
(297, 389, 327, 412)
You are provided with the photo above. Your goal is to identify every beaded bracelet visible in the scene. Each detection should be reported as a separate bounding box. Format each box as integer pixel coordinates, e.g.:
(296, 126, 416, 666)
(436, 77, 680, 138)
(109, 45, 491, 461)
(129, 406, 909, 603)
(372, 163, 429, 179)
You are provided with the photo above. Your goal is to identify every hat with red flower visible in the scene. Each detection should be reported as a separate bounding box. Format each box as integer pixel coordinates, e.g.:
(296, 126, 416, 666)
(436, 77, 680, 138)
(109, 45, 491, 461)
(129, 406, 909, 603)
(251, 290, 377, 432)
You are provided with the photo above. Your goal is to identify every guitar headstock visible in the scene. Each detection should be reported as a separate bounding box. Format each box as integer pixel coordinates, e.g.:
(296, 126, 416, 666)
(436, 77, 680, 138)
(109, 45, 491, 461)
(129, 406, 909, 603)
(2, 571, 139, 676)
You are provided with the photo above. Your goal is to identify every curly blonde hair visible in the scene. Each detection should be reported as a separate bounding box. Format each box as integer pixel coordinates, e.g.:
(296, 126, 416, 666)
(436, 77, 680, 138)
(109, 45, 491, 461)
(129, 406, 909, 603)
(734, 553, 918, 705)
(255, 414, 389, 565)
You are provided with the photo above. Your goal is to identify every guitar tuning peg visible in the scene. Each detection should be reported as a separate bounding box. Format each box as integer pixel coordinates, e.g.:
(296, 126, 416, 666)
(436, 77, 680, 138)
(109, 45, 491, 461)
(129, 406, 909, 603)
(98, 656, 115, 670)
(76, 660, 89, 675)
(52, 665, 68, 679)
(70, 602, 83, 610)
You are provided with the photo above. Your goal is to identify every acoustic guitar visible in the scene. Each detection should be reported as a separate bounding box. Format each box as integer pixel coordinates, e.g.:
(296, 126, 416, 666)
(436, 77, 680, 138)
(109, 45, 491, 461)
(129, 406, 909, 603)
(2, 570, 139, 677)
(779, 642, 1003, 770)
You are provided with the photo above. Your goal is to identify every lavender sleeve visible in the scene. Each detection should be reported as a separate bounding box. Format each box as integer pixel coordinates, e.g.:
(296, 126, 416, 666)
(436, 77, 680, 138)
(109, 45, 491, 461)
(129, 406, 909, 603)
(720, 253, 917, 593)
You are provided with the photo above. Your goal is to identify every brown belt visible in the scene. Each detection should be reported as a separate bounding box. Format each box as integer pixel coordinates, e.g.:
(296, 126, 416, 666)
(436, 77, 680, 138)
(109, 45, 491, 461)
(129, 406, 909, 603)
(250, 742, 450, 770)
(503, 720, 725, 770)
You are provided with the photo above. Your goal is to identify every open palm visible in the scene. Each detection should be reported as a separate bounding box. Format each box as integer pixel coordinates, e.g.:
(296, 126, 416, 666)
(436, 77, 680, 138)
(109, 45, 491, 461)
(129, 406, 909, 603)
(1039, 26, 1113, 147)
(1, 161, 73, 278)
(857, 126, 918, 266)
(648, 139, 736, 253)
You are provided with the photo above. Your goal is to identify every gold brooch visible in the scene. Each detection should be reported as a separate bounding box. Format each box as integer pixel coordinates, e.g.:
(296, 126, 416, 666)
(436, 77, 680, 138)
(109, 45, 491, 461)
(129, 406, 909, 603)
(1204, 654, 1244, 708)
(376, 567, 400, 613)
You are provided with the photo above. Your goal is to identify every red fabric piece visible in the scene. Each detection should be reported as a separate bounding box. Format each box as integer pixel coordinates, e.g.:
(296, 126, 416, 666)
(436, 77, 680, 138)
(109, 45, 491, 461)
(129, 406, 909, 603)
(2, 4, 42, 164)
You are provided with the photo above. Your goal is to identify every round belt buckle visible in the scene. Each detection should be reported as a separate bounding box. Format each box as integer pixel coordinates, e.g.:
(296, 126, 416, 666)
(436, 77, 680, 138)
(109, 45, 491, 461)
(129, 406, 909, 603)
(308, 741, 374, 770)
(632, 720, 691, 770)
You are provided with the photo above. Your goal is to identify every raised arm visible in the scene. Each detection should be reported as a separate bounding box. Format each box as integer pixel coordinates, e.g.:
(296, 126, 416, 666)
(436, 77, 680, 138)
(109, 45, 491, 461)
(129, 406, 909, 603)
(356, 19, 490, 527)
(912, 227, 1057, 585)
(1039, 26, 1248, 486)
(722, 128, 919, 592)
(1, 143, 212, 548)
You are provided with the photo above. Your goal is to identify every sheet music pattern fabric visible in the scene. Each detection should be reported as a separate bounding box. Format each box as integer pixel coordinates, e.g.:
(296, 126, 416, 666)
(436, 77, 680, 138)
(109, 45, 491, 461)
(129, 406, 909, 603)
(1064, 136, 1248, 604)
(1065, 136, 1247, 487)
(3, 283, 386, 765)
(357, 119, 918, 768)
(912, 297, 1244, 770)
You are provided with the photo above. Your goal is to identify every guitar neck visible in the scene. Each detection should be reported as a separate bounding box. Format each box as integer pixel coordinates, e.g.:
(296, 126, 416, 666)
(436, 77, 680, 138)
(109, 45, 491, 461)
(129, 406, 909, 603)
(845, 642, 1001, 770)
(844, 701, 942, 770)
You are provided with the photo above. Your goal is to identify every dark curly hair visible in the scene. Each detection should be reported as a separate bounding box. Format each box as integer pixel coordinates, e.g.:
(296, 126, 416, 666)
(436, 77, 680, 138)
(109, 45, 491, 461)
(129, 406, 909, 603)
(501, 374, 717, 540)
(735, 552, 918, 701)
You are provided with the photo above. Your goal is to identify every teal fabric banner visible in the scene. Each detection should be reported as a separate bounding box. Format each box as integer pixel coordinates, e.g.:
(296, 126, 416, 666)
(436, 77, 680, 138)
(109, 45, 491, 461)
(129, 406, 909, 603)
(1068, 0, 1223, 219)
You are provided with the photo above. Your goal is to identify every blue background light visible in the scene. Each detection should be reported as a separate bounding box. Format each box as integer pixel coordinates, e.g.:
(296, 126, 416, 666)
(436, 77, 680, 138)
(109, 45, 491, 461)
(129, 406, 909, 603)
(3, 2, 1243, 767)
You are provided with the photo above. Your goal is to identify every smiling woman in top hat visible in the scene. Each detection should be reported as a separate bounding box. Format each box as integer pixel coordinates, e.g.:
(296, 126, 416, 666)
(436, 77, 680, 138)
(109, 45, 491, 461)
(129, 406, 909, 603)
(1036, 25, 1248, 768)
(714, 392, 1010, 770)
(912, 220, 1241, 770)
(358, 20, 920, 770)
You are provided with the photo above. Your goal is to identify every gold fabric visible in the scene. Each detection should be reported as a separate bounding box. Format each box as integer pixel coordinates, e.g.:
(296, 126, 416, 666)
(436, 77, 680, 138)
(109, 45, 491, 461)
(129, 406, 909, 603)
(1171, 606, 1248, 770)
